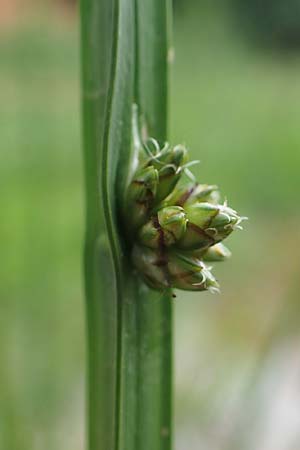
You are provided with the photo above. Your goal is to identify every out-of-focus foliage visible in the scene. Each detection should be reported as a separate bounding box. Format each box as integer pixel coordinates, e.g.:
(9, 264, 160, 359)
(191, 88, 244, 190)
(1, 3, 300, 450)
(232, 0, 300, 49)
(175, 0, 300, 49)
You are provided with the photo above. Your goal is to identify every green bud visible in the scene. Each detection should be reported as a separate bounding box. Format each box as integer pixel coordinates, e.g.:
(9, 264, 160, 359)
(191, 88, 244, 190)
(167, 144, 188, 167)
(127, 166, 159, 202)
(131, 245, 219, 293)
(146, 144, 187, 170)
(185, 183, 220, 205)
(167, 252, 220, 293)
(145, 144, 188, 204)
(177, 203, 218, 250)
(205, 203, 246, 242)
(158, 206, 187, 241)
(131, 244, 169, 290)
(164, 182, 220, 207)
(138, 206, 187, 248)
(155, 164, 182, 203)
(178, 202, 245, 250)
(126, 166, 159, 230)
(202, 243, 231, 262)
(162, 183, 194, 206)
(185, 202, 219, 227)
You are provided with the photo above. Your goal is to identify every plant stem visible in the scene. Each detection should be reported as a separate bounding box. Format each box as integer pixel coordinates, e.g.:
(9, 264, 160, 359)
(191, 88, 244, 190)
(81, 1, 173, 449)
(134, 2, 173, 448)
(80, 1, 118, 449)
(118, 2, 173, 450)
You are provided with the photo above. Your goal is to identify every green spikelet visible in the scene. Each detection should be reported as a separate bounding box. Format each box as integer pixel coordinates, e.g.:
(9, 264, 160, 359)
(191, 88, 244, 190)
(125, 166, 159, 230)
(138, 206, 187, 249)
(123, 110, 247, 294)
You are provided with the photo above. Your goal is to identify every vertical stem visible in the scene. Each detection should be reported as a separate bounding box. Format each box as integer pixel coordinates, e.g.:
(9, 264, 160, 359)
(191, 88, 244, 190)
(120, 2, 173, 450)
(80, 1, 118, 450)
(81, 1, 173, 450)
(136, 284, 173, 450)
(135, 0, 173, 445)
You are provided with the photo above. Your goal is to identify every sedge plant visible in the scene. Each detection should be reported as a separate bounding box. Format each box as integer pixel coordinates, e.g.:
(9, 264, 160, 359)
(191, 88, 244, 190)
(80, 1, 246, 450)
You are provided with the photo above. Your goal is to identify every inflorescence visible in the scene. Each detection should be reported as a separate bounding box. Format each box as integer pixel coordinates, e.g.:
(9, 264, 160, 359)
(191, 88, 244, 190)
(123, 132, 246, 294)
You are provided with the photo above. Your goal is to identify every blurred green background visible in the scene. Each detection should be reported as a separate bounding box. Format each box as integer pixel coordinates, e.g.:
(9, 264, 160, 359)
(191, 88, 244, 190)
(1, 1, 300, 449)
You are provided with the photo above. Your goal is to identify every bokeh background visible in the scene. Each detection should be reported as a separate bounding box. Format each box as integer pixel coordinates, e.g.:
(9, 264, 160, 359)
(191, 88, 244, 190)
(2, 1, 300, 449)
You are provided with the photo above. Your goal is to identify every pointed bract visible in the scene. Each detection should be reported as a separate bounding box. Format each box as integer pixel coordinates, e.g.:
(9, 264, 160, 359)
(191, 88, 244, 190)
(125, 166, 159, 230)
(163, 182, 220, 207)
(168, 252, 220, 292)
(203, 243, 232, 262)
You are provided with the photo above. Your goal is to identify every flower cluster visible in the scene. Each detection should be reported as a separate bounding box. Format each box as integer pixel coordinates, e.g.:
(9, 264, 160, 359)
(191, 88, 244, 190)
(123, 139, 246, 293)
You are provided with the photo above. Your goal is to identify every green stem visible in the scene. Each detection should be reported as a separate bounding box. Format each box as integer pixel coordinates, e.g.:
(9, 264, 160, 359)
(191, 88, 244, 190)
(136, 284, 173, 450)
(80, 1, 118, 449)
(135, 2, 173, 448)
(118, 2, 173, 450)
(81, 0, 173, 449)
